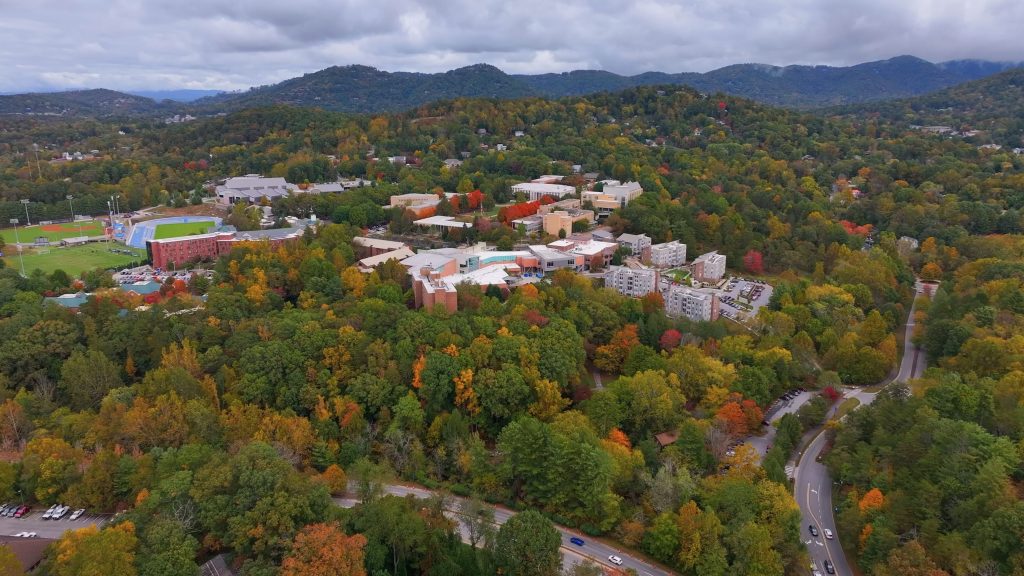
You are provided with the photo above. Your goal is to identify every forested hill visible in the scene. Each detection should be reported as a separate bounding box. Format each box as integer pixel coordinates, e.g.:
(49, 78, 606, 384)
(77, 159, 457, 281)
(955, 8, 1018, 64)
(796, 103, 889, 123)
(838, 68, 1024, 147)
(195, 56, 1019, 113)
(6, 56, 1017, 118)
(0, 88, 177, 117)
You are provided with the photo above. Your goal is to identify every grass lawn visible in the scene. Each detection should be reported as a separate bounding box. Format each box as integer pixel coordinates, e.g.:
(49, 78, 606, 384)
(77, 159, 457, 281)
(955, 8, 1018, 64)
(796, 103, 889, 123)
(666, 268, 691, 283)
(2, 243, 146, 276)
(1, 221, 106, 244)
(833, 397, 861, 421)
(153, 221, 215, 239)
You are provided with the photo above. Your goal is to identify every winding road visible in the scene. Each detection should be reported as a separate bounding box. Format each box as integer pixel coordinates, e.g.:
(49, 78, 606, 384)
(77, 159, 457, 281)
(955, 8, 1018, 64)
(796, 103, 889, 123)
(336, 483, 671, 575)
(794, 283, 928, 576)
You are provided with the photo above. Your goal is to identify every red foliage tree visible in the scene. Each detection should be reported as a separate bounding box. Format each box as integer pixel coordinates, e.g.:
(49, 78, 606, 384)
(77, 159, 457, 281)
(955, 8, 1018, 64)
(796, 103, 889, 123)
(467, 189, 484, 210)
(498, 201, 541, 224)
(821, 386, 841, 403)
(659, 329, 682, 351)
(742, 250, 764, 275)
(715, 402, 748, 437)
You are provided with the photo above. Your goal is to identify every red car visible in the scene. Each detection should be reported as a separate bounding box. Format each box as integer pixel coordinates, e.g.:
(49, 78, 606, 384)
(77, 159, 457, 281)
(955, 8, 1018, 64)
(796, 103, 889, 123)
(14, 505, 30, 518)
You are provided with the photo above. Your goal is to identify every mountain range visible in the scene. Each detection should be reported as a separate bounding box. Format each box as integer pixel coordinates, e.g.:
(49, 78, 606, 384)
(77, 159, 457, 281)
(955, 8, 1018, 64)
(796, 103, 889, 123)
(0, 55, 1018, 117)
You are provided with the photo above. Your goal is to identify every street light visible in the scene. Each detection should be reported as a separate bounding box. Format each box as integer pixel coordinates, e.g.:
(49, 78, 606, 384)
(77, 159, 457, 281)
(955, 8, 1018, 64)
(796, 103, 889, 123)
(9, 218, 26, 277)
(20, 199, 31, 226)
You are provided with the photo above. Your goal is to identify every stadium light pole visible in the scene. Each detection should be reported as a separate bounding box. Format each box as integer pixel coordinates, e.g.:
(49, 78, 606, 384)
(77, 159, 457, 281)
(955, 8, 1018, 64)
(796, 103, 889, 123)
(20, 199, 31, 226)
(9, 218, 26, 277)
(67, 195, 84, 237)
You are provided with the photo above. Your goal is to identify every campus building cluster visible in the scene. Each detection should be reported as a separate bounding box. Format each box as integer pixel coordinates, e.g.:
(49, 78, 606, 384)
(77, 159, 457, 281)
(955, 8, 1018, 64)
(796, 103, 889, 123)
(692, 250, 727, 283)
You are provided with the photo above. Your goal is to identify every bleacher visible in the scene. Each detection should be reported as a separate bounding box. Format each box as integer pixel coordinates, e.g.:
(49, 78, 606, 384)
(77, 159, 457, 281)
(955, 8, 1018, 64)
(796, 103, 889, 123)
(126, 224, 155, 249)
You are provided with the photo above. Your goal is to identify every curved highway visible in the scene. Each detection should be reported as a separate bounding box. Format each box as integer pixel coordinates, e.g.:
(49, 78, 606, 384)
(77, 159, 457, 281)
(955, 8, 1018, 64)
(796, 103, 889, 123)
(794, 284, 927, 576)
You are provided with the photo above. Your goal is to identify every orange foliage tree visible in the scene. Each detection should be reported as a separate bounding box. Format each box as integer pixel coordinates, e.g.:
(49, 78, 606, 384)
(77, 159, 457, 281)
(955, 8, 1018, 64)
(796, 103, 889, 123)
(859, 487, 885, 514)
(280, 522, 367, 576)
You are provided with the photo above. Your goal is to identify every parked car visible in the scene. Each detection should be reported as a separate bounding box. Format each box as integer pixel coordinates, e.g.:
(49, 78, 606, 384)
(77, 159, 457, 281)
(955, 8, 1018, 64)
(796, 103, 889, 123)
(824, 559, 835, 574)
(53, 505, 70, 520)
(569, 537, 584, 546)
(808, 524, 819, 537)
(42, 504, 58, 519)
(823, 528, 834, 540)
(14, 505, 30, 518)
(22, 532, 37, 538)
(70, 509, 86, 521)
(608, 555, 623, 566)
(4, 506, 16, 517)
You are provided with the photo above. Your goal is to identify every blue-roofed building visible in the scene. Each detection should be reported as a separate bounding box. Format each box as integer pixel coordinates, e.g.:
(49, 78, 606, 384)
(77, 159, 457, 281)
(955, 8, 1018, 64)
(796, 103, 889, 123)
(122, 280, 163, 296)
(44, 292, 90, 310)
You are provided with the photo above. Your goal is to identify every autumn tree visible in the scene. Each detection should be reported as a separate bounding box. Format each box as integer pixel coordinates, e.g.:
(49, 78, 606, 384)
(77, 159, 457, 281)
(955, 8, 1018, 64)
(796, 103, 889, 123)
(281, 523, 367, 576)
(494, 510, 561, 576)
(51, 522, 138, 576)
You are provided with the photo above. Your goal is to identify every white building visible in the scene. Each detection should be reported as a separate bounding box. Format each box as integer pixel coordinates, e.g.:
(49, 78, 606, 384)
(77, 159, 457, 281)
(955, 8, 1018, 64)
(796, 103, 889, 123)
(511, 182, 576, 202)
(617, 233, 652, 258)
(605, 264, 658, 297)
(692, 250, 727, 283)
(650, 241, 687, 268)
(600, 180, 644, 205)
(215, 175, 295, 205)
(664, 284, 719, 322)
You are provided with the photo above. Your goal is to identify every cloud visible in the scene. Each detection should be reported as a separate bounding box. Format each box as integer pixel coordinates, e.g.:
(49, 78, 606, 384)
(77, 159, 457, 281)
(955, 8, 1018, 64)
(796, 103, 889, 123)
(1, 0, 1022, 92)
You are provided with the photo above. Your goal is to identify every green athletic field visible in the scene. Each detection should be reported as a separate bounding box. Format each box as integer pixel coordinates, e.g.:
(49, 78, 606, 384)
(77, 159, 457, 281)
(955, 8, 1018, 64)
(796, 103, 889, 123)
(152, 221, 215, 239)
(2, 244, 146, 276)
(0, 220, 106, 244)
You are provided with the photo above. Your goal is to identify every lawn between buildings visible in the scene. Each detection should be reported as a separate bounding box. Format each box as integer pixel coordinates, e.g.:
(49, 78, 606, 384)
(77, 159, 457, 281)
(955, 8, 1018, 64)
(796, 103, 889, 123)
(2, 243, 146, 276)
(152, 221, 215, 240)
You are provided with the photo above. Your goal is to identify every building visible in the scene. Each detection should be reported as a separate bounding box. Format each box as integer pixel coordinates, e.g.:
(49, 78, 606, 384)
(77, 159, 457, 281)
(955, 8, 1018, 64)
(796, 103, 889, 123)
(664, 284, 719, 322)
(555, 238, 617, 271)
(353, 236, 408, 256)
(529, 244, 582, 272)
(147, 227, 308, 270)
(413, 215, 473, 231)
(358, 247, 415, 273)
(44, 292, 90, 311)
(443, 159, 463, 168)
(617, 233, 652, 259)
(0, 536, 51, 573)
(650, 241, 687, 268)
(605, 263, 658, 297)
(543, 211, 573, 237)
(582, 180, 643, 216)
(401, 245, 541, 312)
(511, 182, 576, 202)
(215, 175, 295, 205)
(897, 236, 920, 259)
(511, 215, 543, 233)
(692, 250, 727, 283)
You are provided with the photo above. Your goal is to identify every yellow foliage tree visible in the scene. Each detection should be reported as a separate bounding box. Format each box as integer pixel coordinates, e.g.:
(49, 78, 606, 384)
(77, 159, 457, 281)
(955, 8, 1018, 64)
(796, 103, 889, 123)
(453, 369, 480, 416)
(528, 379, 569, 422)
(321, 464, 348, 496)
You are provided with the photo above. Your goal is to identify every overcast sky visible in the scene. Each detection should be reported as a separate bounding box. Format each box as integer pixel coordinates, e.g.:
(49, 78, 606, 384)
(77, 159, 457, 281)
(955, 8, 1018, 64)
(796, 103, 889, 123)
(2, 0, 1022, 92)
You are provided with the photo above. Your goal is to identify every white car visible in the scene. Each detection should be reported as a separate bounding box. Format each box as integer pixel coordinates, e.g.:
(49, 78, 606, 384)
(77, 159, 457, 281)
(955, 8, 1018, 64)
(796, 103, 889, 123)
(823, 528, 834, 540)
(70, 508, 86, 520)
(608, 555, 623, 566)
(42, 504, 57, 519)
(22, 532, 37, 538)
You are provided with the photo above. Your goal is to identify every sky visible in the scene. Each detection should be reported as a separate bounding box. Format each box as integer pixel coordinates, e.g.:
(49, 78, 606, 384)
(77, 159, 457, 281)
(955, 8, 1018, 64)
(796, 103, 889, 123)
(2, 0, 1022, 92)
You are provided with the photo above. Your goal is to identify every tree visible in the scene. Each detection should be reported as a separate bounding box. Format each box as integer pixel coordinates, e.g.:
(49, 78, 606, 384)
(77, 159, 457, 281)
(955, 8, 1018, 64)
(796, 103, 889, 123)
(136, 519, 200, 576)
(0, 545, 20, 576)
(321, 464, 348, 496)
(742, 250, 764, 275)
(60, 349, 122, 411)
(859, 487, 885, 514)
(643, 512, 680, 564)
(51, 522, 138, 576)
(459, 495, 496, 550)
(494, 510, 561, 576)
(280, 523, 367, 576)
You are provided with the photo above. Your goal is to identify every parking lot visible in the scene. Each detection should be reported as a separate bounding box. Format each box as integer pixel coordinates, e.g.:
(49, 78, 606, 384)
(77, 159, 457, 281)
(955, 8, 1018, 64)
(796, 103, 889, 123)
(717, 277, 774, 319)
(113, 265, 213, 286)
(0, 507, 108, 539)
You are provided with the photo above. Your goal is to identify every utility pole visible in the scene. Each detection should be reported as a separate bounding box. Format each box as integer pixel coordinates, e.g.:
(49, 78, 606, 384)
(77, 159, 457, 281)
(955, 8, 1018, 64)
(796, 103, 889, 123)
(10, 219, 26, 277)
(67, 195, 83, 237)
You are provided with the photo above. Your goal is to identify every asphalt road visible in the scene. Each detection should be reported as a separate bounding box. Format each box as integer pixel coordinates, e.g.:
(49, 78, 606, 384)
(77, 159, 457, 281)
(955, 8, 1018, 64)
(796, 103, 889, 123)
(747, 390, 814, 460)
(794, 286, 927, 576)
(336, 483, 671, 575)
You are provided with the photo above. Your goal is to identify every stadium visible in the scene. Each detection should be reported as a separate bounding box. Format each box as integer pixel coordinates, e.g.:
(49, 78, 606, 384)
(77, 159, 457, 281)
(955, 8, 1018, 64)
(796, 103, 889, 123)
(125, 216, 222, 249)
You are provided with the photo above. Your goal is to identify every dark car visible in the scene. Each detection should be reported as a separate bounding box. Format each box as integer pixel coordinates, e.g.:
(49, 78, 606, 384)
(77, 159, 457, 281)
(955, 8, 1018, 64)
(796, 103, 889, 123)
(809, 524, 819, 537)
(569, 537, 585, 546)
(824, 559, 835, 574)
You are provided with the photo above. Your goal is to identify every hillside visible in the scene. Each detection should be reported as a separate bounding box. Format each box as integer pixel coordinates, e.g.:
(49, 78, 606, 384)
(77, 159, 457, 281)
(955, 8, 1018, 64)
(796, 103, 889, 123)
(0, 88, 175, 117)
(196, 64, 537, 114)
(840, 67, 1024, 147)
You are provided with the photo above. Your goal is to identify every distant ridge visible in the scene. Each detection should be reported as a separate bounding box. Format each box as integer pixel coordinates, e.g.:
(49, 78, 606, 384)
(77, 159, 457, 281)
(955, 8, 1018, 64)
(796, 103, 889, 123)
(1, 56, 1019, 117)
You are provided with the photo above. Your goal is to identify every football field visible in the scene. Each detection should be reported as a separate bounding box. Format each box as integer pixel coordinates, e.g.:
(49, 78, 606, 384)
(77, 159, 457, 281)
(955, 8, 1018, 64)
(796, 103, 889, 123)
(2, 243, 145, 276)
(1, 220, 105, 244)
(152, 221, 215, 239)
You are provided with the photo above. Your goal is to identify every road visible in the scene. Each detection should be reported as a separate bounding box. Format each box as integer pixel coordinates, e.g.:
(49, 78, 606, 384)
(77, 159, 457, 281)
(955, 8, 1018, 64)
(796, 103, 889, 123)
(794, 285, 927, 576)
(0, 507, 107, 539)
(337, 483, 670, 575)
(747, 390, 814, 460)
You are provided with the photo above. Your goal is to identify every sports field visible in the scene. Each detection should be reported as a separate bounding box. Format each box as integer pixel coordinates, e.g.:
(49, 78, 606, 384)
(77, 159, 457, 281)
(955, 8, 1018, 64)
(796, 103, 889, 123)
(2, 243, 146, 276)
(152, 221, 214, 239)
(1, 220, 106, 244)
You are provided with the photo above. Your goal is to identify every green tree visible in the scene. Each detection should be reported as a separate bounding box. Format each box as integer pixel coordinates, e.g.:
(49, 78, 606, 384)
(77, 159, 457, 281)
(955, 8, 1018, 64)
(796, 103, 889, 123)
(494, 510, 561, 576)
(136, 519, 200, 576)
